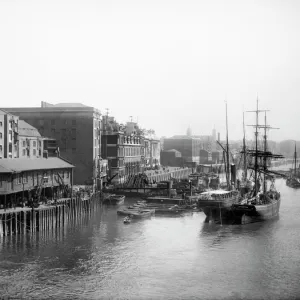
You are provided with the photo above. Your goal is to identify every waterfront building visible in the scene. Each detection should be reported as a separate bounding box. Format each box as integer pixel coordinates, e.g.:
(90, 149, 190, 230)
(144, 131, 161, 169)
(163, 134, 202, 167)
(1, 102, 107, 189)
(101, 117, 145, 184)
(0, 110, 19, 159)
(0, 110, 55, 160)
(160, 136, 166, 151)
(43, 138, 59, 157)
(160, 149, 183, 167)
(0, 157, 74, 209)
(18, 120, 45, 158)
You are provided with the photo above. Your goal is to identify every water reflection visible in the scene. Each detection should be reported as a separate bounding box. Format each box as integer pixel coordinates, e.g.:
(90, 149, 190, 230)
(1, 180, 300, 299)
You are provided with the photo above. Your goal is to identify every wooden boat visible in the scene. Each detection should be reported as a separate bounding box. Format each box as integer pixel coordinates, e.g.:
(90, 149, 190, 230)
(230, 100, 283, 224)
(198, 190, 240, 222)
(117, 208, 155, 218)
(103, 194, 125, 205)
(123, 216, 131, 224)
(197, 101, 241, 223)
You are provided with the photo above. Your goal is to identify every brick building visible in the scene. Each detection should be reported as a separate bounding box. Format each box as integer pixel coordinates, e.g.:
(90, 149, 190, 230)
(1, 102, 106, 188)
(101, 117, 144, 184)
(18, 120, 45, 158)
(163, 135, 202, 167)
(0, 110, 19, 159)
(0, 110, 55, 160)
(160, 149, 183, 167)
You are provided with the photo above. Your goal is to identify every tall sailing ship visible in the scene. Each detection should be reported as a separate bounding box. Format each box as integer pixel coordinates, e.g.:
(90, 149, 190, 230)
(237, 111, 253, 196)
(286, 142, 300, 188)
(197, 101, 240, 223)
(231, 100, 283, 224)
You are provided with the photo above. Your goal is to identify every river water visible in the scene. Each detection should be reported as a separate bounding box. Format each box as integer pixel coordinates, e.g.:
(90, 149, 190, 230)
(1, 171, 300, 299)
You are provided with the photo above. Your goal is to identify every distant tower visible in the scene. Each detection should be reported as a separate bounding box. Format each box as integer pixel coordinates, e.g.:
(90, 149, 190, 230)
(211, 126, 217, 151)
(186, 126, 192, 137)
(212, 127, 217, 142)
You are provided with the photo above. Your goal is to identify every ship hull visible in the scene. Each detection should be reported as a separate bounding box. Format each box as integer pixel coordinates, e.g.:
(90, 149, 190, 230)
(286, 178, 300, 188)
(231, 198, 281, 224)
(199, 193, 240, 224)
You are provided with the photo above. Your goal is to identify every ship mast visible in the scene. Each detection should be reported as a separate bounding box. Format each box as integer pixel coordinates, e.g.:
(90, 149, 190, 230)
(242, 111, 247, 181)
(225, 101, 230, 189)
(294, 142, 297, 175)
(263, 112, 267, 195)
(246, 100, 280, 198)
(254, 99, 259, 196)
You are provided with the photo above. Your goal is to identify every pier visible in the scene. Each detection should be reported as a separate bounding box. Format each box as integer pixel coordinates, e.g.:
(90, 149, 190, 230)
(0, 192, 102, 237)
(145, 167, 193, 183)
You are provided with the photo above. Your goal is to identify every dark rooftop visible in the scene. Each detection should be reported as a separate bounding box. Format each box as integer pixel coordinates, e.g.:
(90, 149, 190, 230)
(18, 120, 41, 137)
(0, 157, 74, 173)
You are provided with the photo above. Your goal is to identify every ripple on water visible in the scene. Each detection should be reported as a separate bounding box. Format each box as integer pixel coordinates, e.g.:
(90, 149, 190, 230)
(1, 185, 300, 299)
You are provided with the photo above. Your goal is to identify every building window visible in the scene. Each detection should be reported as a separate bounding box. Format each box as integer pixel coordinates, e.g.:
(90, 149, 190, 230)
(0, 145, 2, 152)
(0, 133, 2, 139)
(38, 140, 41, 147)
(72, 120, 76, 126)
(9, 143, 12, 153)
(33, 141, 36, 147)
(0, 121, 2, 127)
(51, 128, 56, 135)
(66, 171, 70, 178)
(23, 140, 26, 147)
(71, 129, 76, 139)
(33, 149, 36, 156)
(23, 173, 28, 183)
(51, 119, 55, 126)
(0, 176, 2, 187)
(22, 149, 25, 156)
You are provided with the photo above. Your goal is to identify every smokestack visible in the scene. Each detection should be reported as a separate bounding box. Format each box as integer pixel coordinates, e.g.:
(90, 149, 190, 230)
(218, 132, 220, 141)
(230, 164, 236, 186)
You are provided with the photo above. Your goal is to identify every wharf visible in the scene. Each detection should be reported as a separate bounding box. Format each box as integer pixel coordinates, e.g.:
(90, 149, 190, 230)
(111, 167, 193, 195)
(145, 167, 193, 183)
(0, 192, 102, 237)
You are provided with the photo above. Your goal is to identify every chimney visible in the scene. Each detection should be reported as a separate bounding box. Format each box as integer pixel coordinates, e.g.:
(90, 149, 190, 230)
(218, 132, 220, 141)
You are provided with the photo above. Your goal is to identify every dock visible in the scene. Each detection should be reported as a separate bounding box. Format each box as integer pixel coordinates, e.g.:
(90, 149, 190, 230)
(0, 192, 102, 237)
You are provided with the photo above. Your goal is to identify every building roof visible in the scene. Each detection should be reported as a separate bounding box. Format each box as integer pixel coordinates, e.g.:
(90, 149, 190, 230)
(18, 120, 41, 137)
(168, 135, 202, 140)
(164, 149, 181, 153)
(0, 157, 74, 173)
(1, 105, 100, 114)
(54, 103, 89, 107)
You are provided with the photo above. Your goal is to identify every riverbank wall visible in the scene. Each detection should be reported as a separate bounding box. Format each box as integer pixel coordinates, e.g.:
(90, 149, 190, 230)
(0, 192, 102, 237)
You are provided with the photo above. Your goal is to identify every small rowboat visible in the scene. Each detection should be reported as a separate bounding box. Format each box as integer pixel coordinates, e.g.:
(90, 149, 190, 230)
(104, 194, 125, 205)
(117, 208, 155, 218)
(123, 216, 131, 224)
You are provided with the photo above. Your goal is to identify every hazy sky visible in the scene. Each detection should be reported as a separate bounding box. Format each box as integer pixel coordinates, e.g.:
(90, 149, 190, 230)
(0, 0, 299, 141)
